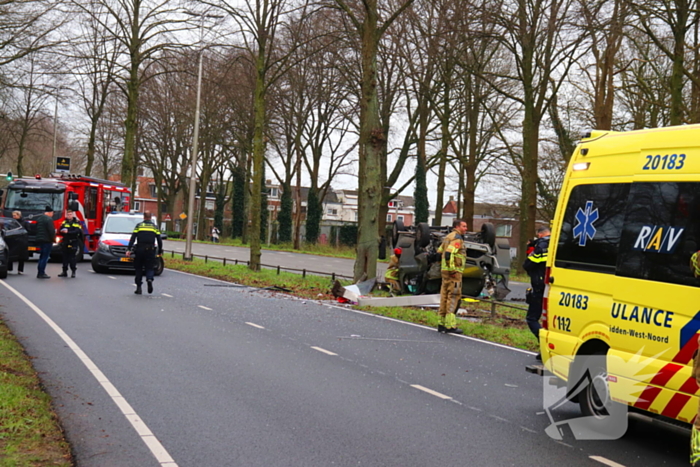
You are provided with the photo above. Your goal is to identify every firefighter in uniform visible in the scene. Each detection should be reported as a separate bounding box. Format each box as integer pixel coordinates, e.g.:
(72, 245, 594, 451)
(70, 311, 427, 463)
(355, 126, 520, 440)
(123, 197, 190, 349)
(385, 248, 402, 294)
(58, 210, 84, 278)
(437, 219, 468, 334)
(691, 250, 700, 466)
(126, 211, 163, 295)
(523, 226, 550, 360)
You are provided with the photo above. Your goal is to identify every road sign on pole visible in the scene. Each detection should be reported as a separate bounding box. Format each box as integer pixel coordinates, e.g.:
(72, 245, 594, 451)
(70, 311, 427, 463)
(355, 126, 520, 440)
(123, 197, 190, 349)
(56, 157, 70, 172)
(163, 213, 172, 221)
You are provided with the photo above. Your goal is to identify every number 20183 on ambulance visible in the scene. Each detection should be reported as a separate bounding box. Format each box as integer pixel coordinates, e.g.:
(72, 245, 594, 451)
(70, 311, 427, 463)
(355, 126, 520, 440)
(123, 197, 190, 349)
(541, 125, 700, 425)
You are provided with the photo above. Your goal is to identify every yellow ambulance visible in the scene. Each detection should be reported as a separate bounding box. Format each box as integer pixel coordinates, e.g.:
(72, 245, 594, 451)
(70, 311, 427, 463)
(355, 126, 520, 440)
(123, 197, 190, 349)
(541, 124, 700, 425)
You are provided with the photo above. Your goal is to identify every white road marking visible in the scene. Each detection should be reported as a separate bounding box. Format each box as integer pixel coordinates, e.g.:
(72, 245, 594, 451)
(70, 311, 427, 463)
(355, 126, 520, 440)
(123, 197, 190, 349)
(198, 305, 212, 311)
(0, 280, 178, 466)
(162, 293, 172, 298)
(88, 269, 95, 273)
(410, 384, 452, 400)
(245, 322, 265, 329)
(311, 346, 337, 356)
(108, 276, 116, 279)
(590, 456, 626, 467)
(168, 268, 534, 356)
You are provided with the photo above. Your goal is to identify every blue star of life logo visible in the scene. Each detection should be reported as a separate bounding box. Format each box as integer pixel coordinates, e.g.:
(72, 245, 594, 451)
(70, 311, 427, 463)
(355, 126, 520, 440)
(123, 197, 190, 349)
(573, 201, 598, 247)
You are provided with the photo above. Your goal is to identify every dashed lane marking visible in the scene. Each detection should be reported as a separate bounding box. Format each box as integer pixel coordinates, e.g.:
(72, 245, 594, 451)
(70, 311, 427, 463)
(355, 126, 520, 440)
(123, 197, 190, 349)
(590, 456, 626, 467)
(0, 280, 178, 466)
(198, 305, 212, 311)
(245, 322, 265, 329)
(311, 346, 337, 356)
(410, 384, 452, 400)
(108, 276, 116, 279)
(162, 293, 172, 298)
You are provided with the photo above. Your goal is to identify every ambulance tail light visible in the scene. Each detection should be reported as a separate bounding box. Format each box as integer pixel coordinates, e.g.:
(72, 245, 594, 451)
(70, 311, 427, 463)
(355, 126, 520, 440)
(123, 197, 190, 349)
(542, 266, 551, 330)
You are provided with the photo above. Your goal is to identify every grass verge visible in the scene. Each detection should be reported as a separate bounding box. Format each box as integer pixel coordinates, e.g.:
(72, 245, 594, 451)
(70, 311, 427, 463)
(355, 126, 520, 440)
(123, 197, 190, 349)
(165, 237, 385, 261)
(165, 254, 537, 352)
(0, 319, 72, 466)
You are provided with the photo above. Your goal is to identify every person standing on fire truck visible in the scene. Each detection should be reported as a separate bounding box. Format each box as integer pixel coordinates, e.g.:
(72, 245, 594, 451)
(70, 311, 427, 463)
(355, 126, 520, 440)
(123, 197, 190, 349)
(126, 211, 162, 295)
(58, 210, 83, 278)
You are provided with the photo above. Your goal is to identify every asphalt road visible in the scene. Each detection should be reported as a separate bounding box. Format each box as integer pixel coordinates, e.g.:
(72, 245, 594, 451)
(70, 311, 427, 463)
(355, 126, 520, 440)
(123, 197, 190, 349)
(0, 260, 689, 466)
(162, 240, 530, 300)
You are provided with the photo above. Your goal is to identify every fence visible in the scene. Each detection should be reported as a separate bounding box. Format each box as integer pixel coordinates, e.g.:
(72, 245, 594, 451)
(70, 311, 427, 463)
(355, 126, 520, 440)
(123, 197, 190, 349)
(163, 249, 354, 281)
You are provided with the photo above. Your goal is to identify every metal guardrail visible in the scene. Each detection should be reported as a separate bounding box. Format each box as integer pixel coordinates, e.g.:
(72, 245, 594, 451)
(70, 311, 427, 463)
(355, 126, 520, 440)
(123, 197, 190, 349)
(164, 250, 355, 281)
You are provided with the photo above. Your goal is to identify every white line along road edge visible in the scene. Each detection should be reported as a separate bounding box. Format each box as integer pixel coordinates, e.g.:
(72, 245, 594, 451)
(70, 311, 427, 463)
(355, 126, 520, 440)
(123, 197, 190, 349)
(0, 280, 178, 467)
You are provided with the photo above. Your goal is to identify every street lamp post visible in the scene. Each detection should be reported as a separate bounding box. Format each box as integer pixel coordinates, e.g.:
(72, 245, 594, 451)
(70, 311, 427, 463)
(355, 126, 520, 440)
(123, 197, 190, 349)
(183, 10, 221, 261)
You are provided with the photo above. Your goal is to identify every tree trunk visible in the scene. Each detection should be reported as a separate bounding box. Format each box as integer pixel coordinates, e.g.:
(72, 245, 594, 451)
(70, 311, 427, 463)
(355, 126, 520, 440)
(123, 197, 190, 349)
(353, 3, 381, 281)
(121, 64, 139, 198)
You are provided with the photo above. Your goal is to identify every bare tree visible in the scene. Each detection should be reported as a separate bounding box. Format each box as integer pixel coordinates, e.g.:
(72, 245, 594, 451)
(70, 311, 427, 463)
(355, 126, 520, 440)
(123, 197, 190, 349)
(485, 0, 584, 266)
(74, 0, 189, 195)
(68, 0, 121, 176)
(331, 0, 416, 281)
(629, 0, 700, 124)
(200, 0, 320, 270)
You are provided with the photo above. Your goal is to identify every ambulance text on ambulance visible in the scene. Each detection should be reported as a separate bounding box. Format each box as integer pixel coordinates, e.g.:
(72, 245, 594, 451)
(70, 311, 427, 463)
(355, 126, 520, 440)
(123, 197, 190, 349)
(609, 302, 672, 343)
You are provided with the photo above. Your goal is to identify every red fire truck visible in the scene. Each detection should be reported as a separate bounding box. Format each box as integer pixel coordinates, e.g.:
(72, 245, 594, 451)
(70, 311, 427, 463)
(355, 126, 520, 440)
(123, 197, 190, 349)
(1, 173, 131, 259)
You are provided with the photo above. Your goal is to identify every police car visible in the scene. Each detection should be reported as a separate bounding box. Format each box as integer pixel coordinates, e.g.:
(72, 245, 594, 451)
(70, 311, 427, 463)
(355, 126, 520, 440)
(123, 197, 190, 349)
(91, 212, 165, 275)
(541, 125, 700, 427)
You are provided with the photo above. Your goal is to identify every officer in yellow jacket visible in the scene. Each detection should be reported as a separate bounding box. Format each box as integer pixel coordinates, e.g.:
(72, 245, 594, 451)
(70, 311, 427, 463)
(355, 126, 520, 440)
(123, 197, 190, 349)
(690, 250, 700, 466)
(437, 219, 468, 334)
(126, 211, 163, 295)
(385, 248, 402, 294)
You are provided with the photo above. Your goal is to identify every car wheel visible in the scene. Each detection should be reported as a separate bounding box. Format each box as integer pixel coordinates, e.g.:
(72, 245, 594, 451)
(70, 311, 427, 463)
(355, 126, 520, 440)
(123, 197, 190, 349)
(0, 252, 7, 279)
(155, 257, 164, 276)
(91, 258, 109, 274)
(392, 219, 405, 246)
(416, 222, 431, 248)
(480, 222, 496, 249)
(577, 352, 611, 418)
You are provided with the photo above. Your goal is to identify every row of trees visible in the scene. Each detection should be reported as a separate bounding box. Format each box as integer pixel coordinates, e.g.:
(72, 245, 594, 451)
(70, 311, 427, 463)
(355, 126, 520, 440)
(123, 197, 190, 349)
(1, 0, 698, 279)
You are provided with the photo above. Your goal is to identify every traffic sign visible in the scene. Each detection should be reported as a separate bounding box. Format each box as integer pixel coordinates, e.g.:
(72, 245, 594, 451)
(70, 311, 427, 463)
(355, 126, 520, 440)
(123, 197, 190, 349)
(179, 212, 187, 220)
(56, 157, 70, 172)
(163, 213, 172, 221)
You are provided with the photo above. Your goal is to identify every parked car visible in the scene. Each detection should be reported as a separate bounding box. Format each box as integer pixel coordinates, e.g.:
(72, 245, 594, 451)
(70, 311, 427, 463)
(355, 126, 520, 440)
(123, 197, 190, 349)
(0, 217, 29, 279)
(391, 221, 511, 300)
(91, 212, 166, 275)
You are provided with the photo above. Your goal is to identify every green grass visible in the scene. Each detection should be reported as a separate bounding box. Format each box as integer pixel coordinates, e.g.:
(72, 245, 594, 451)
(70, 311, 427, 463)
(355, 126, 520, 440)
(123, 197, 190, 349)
(0, 320, 72, 466)
(165, 254, 537, 351)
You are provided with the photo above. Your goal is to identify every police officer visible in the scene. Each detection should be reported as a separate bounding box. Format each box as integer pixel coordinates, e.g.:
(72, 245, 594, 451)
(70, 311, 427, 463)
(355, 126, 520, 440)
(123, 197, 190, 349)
(437, 219, 468, 334)
(58, 210, 84, 278)
(523, 226, 550, 359)
(126, 211, 163, 295)
(385, 247, 402, 294)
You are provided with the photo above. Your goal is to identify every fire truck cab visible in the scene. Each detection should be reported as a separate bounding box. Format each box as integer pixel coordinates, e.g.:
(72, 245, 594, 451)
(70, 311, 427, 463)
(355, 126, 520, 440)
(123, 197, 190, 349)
(1, 173, 131, 259)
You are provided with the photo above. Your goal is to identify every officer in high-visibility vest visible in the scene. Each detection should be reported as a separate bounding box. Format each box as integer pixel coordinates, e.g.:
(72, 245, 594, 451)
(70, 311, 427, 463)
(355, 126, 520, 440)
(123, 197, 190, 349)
(691, 251, 700, 466)
(437, 219, 468, 334)
(523, 226, 550, 360)
(385, 248, 402, 294)
(58, 210, 84, 278)
(126, 211, 163, 295)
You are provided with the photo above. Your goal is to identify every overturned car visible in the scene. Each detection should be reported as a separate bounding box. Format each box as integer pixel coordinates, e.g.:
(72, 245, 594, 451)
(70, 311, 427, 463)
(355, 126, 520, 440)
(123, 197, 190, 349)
(391, 221, 511, 300)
